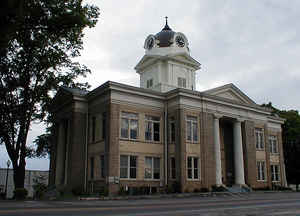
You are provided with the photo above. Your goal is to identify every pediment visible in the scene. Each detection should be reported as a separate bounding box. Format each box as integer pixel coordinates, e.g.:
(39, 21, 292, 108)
(167, 53, 201, 69)
(203, 83, 256, 105)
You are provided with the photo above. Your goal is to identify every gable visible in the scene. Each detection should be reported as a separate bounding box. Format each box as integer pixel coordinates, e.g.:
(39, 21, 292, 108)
(168, 53, 201, 69)
(203, 83, 256, 105)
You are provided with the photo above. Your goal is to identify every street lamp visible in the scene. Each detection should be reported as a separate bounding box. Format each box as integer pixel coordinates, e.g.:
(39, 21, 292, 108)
(5, 160, 11, 199)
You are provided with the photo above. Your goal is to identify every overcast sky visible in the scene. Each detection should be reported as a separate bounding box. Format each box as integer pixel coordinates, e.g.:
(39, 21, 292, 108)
(1, 0, 300, 170)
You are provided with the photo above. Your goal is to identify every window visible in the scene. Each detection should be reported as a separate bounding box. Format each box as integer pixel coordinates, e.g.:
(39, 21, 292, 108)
(121, 112, 138, 139)
(186, 116, 198, 142)
(187, 157, 199, 179)
(257, 161, 266, 181)
(120, 155, 137, 179)
(255, 128, 264, 150)
(169, 117, 175, 143)
(178, 77, 186, 88)
(171, 157, 176, 179)
(145, 115, 160, 141)
(271, 164, 280, 182)
(100, 155, 105, 178)
(269, 135, 278, 153)
(90, 157, 94, 179)
(147, 79, 153, 88)
(92, 116, 96, 142)
(145, 157, 160, 179)
(102, 113, 106, 140)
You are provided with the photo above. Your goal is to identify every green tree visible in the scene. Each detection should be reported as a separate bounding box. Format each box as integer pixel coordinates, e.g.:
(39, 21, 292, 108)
(262, 102, 300, 188)
(0, 0, 99, 189)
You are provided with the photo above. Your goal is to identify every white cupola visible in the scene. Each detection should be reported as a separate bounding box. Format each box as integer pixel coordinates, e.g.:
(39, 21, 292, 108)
(135, 17, 201, 93)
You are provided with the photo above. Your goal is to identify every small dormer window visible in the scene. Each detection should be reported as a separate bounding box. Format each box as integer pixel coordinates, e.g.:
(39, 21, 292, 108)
(178, 77, 186, 88)
(147, 79, 153, 88)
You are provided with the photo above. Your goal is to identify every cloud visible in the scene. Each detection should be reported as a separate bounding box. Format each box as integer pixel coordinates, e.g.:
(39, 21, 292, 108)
(2, 0, 300, 169)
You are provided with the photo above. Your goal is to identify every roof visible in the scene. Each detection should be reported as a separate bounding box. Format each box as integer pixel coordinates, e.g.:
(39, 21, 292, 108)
(60, 86, 89, 97)
(155, 19, 175, 47)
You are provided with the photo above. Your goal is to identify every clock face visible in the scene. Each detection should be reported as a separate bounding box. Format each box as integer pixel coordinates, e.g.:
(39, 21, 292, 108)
(146, 37, 154, 49)
(175, 36, 185, 47)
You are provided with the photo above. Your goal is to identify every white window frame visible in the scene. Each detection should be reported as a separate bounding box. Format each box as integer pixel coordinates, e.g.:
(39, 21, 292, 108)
(186, 116, 198, 142)
(178, 77, 186, 88)
(187, 156, 199, 180)
(147, 79, 153, 88)
(269, 135, 278, 154)
(257, 161, 266, 181)
(271, 164, 280, 182)
(120, 155, 137, 179)
(255, 128, 264, 150)
(120, 112, 139, 140)
(145, 115, 160, 142)
(144, 157, 160, 180)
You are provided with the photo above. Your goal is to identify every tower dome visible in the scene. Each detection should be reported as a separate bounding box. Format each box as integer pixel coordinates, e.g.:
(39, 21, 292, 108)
(144, 17, 189, 56)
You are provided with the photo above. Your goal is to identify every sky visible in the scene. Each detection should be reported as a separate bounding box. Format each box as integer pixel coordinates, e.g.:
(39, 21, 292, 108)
(1, 0, 300, 170)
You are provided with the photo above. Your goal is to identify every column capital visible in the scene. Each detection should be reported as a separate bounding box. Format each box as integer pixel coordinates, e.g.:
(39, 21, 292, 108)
(235, 118, 245, 123)
(213, 113, 223, 119)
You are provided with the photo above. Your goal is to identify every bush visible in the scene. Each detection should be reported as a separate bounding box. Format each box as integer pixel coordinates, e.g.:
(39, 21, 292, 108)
(0, 192, 6, 200)
(193, 188, 201, 193)
(211, 185, 227, 192)
(200, 187, 209, 193)
(172, 181, 181, 193)
(272, 184, 292, 191)
(253, 186, 270, 191)
(14, 188, 28, 200)
(33, 176, 48, 199)
(72, 186, 84, 196)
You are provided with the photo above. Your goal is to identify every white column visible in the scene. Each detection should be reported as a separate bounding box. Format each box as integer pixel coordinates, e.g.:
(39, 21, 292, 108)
(233, 119, 245, 185)
(213, 115, 222, 186)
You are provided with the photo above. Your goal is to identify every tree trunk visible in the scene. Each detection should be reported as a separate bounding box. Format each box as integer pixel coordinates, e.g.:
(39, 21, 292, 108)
(13, 161, 26, 189)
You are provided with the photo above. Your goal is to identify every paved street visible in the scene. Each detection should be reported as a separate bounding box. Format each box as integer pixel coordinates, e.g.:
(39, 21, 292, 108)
(0, 192, 300, 216)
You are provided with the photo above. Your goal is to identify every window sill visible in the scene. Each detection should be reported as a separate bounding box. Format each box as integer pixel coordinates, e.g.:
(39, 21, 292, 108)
(186, 141, 200, 144)
(270, 152, 279, 155)
(187, 178, 201, 181)
(257, 180, 267, 182)
(120, 178, 137, 181)
(256, 149, 265, 151)
(144, 179, 161, 181)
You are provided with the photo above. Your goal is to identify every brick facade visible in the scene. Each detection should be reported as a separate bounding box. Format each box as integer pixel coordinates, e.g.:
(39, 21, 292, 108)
(50, 82, 286, 195)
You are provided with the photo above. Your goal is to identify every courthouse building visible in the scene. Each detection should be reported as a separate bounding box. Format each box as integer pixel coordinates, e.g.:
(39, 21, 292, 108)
(49, 19, 286, 195)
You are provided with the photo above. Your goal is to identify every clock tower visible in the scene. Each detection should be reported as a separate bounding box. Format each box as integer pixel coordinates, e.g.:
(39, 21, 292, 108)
(135, 17, 201, 92)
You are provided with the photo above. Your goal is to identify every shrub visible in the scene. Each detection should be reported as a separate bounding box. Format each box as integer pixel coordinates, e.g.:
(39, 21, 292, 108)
(72, 186, 84, 196)
(172, 181, 181, 193)
(14, 188, 28, 200)
(33, 176, 48, 199)
(193, 188, 201, 193)
(211, 185, 227, 192)
(0, 192, 6, 200)
(200, 187, 209, 193)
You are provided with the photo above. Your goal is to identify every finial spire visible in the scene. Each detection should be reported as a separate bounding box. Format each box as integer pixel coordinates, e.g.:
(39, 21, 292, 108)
(162, 16, 171, 31)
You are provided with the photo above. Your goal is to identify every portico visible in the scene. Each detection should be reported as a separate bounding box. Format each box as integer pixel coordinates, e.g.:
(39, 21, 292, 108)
(213, 115, 246, 186)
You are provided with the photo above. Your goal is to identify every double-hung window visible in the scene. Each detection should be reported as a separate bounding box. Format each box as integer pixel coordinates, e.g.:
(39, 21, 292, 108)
(271, 164, 280, 182)
(169, 117, 175, 143)
(145, 157, 160, 179)
(147, 79, 153, 88)
(120, 155, 137, 179)
(121, 112, 138, 139)
(186, 116, 198, 142)
(178, 77, 186, 88)
(170, 157, 176, 179)
(187, 157, 199, 180)
(269, 135, 278, 154)
(90, 157, 94, 179)
(145, 115, 160, 141)
(255, 128, 264, 150)
(100, 155, 105, 178)
(257, 161, 266, 181)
